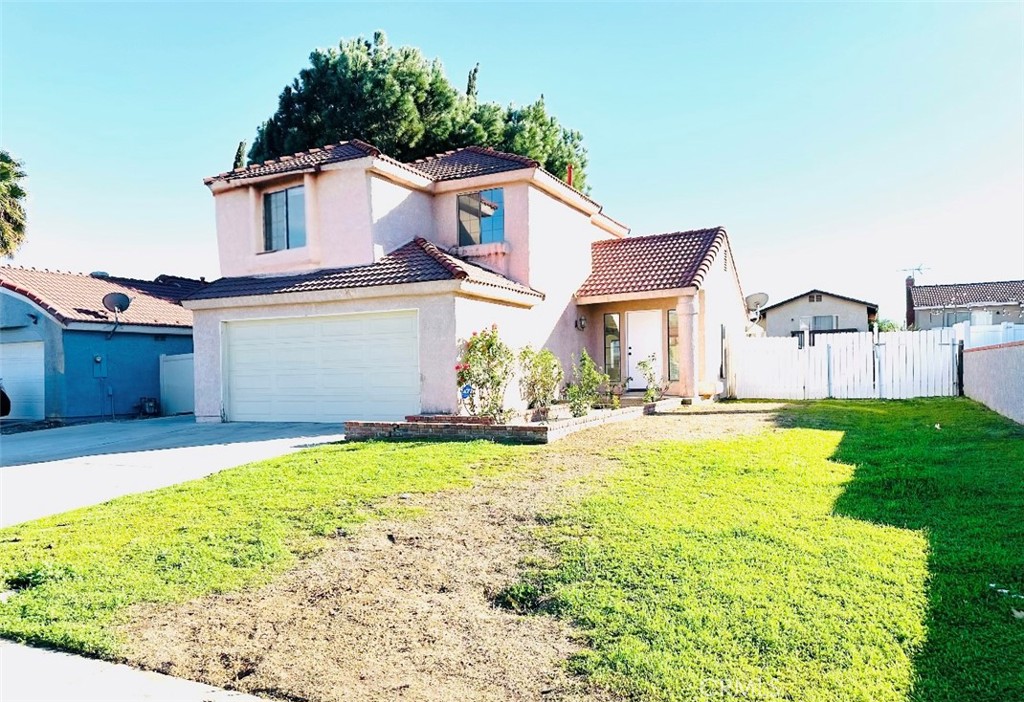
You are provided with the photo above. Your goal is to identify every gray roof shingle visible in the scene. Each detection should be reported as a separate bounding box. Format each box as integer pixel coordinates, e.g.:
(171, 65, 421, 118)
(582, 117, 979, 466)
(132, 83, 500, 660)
(910, 280, 1024, 308)
(186, 238, 543, 302)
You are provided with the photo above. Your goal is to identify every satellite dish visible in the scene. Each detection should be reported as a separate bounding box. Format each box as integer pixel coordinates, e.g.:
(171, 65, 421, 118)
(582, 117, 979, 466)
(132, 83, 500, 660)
(102, 292, 131, 314)
(745, 292, 769, 312)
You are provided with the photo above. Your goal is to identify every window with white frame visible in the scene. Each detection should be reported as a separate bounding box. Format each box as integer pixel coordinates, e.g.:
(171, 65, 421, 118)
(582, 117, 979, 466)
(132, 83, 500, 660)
(808, 293, 823, 303)
(263, 185, 306, 251)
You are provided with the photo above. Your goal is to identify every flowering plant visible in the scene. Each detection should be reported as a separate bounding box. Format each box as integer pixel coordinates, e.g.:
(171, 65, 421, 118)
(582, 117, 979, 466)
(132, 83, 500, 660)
(455, 324, 514, 420)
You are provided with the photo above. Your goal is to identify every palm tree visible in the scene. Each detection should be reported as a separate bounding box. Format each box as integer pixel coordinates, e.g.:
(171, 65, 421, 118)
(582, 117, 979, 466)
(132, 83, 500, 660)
(0, 150, 27, 257)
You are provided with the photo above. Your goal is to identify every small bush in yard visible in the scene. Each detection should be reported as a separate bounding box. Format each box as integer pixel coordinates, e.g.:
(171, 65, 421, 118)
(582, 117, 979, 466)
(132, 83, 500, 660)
(566, 349, 608, 417)
(456, 325, 514, 421)
(518, 346, 564, 409)
(636, 354, 666, 403)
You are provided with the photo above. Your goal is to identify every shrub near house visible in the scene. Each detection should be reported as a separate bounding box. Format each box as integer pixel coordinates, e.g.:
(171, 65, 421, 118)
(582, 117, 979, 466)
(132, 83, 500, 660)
(455, 325, 514, 421)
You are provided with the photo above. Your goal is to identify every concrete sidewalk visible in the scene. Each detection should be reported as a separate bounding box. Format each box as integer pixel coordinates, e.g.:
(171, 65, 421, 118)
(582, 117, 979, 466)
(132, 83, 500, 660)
(0, 641, 265, 701)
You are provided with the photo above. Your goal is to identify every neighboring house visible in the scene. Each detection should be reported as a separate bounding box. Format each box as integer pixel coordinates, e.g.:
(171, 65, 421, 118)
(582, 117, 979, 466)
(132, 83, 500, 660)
(906, 277, 1024, 330)
(0, 268, 202, 421)
(758, 289, 878, 342)
(184, 140, 749, 423)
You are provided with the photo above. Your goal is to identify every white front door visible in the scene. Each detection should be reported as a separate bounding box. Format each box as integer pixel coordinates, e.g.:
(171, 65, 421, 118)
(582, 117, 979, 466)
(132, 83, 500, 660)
(224, 311, 420, 422)
(626, 310, 662, 390)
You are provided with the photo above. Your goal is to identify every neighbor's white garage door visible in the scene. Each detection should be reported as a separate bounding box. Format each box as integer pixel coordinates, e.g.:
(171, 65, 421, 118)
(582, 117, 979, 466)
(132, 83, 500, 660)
(225, 311, 420, 422)
(0, 341, 45, 420)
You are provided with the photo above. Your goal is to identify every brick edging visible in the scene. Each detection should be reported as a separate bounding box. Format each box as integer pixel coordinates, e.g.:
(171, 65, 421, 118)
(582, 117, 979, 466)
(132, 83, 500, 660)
(345, 397, 685, 444)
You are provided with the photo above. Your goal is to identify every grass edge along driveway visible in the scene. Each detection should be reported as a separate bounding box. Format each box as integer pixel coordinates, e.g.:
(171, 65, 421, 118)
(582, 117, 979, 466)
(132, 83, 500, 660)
(502, 399, 1024, 702)
(0, 439, 529, 656)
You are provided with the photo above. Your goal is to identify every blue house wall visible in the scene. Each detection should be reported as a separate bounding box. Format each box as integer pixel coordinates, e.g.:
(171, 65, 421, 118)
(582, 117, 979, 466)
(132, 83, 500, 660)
(62, 329, 193, 419)
(0, 291, 67, 416)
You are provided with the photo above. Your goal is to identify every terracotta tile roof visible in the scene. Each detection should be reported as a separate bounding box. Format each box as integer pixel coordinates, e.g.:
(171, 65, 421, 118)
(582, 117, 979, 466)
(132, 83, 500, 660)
(204, 140, 380, 184)
(186, 238, 543, 302)
(408, 146, 538, 181)
(0, 267, 202, 328)
(205, 141, 540, 187)
(910, 280, 1024, 308)
(576, 228, 727, 298)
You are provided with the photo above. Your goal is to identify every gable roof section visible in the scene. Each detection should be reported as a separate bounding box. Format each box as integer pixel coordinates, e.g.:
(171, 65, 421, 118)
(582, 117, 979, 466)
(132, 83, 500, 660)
(204, 141, 539, 186)
(205, 140, 381, 184)
(408, 146, 538, 181)
(0, 267, 200, 328)
(185, 237, 543, 302)
(576, 228, 726, 299)
(910, 280, 1024, 308)
(761, 289, 879, 315)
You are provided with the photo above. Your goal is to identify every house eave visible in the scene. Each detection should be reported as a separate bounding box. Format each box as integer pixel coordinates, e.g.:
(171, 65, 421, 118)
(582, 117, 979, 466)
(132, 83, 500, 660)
(183, 278, 541, 311)
(575, 287, 697, 306)
(205, 156, 375, 192)
(914, 301, 1022, 311)
(64, 322, 193, 335)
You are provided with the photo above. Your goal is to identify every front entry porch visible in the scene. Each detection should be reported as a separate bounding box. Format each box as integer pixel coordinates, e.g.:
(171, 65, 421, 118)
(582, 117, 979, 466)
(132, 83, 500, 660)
(576, 292, 701, 399)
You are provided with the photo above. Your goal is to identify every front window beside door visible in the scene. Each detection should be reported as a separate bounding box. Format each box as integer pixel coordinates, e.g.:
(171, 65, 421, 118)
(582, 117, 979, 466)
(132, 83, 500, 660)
(263, 185, 306, 251)
(667, 310, 679, 381)
(604, 313, 621, 382)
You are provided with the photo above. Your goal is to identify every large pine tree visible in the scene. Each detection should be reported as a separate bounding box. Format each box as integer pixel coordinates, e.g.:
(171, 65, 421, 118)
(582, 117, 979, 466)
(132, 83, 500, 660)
(248, 32, 589, 192)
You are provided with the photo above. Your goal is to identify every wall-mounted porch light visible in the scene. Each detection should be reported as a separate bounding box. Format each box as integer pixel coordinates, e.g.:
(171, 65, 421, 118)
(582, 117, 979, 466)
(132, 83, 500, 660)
(575, 315, 587, 331)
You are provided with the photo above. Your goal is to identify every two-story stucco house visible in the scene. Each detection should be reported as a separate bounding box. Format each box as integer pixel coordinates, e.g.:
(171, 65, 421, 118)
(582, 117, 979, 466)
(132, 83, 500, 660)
(183, 140, 749, 423)
(758, 289, 878, 343)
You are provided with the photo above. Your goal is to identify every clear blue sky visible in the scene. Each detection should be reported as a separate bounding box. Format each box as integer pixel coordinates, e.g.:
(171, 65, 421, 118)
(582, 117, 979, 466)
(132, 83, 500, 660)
(3, 2, 1022, 322)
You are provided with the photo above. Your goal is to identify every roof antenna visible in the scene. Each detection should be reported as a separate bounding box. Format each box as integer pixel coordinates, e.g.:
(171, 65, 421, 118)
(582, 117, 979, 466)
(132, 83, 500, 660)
(102, 292, 132, 339)
(900, 264, 929, 279)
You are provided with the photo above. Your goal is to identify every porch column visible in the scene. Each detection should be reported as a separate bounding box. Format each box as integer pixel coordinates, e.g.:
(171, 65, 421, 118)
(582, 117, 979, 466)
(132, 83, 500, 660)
(676, 295, 699, 399)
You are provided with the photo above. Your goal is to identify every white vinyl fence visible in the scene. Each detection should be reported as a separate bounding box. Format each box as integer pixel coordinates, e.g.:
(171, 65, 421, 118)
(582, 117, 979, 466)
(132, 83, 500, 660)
(726, 328, 960, 400)
(159, 353, 194, 415)
(961, 322, 1024, 349)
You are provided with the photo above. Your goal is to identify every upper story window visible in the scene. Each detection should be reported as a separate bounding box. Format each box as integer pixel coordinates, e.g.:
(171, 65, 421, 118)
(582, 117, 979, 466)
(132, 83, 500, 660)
(263, 185, 306, 251)
(809, 294, 822, 303)
(457, 188, 504, 246)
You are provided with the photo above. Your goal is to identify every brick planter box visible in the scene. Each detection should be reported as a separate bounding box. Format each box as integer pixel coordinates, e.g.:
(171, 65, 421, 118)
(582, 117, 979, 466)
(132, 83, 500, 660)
(345, 397, 683, 445)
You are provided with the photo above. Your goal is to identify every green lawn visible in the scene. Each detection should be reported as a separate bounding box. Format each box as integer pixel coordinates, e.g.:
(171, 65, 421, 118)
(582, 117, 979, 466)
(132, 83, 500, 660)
(508, 399, 1024, 701)
(2, 399, 1021, 702)
(0, 440, 526, 656)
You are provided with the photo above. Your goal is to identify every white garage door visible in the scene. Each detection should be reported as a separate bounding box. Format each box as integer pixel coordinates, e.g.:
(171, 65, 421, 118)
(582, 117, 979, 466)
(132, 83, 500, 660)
(0, 341, 45, 420)
(225, 311, 420, 422)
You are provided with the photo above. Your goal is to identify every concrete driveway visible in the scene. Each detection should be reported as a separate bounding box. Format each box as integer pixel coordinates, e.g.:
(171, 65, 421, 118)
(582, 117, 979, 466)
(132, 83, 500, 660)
(0, 416, 345, 528)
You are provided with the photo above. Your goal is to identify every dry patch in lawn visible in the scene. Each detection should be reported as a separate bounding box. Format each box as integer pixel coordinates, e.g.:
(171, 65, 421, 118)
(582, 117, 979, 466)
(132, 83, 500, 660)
(122, 404, 782, 702)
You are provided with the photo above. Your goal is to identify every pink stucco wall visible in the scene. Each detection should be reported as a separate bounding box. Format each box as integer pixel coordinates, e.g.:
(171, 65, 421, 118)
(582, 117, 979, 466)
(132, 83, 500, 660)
(696, 242, 749, 395)
(214, 163, 378, 277)
(369, 174, 435, 255)
(964, 341, 1024, 424)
